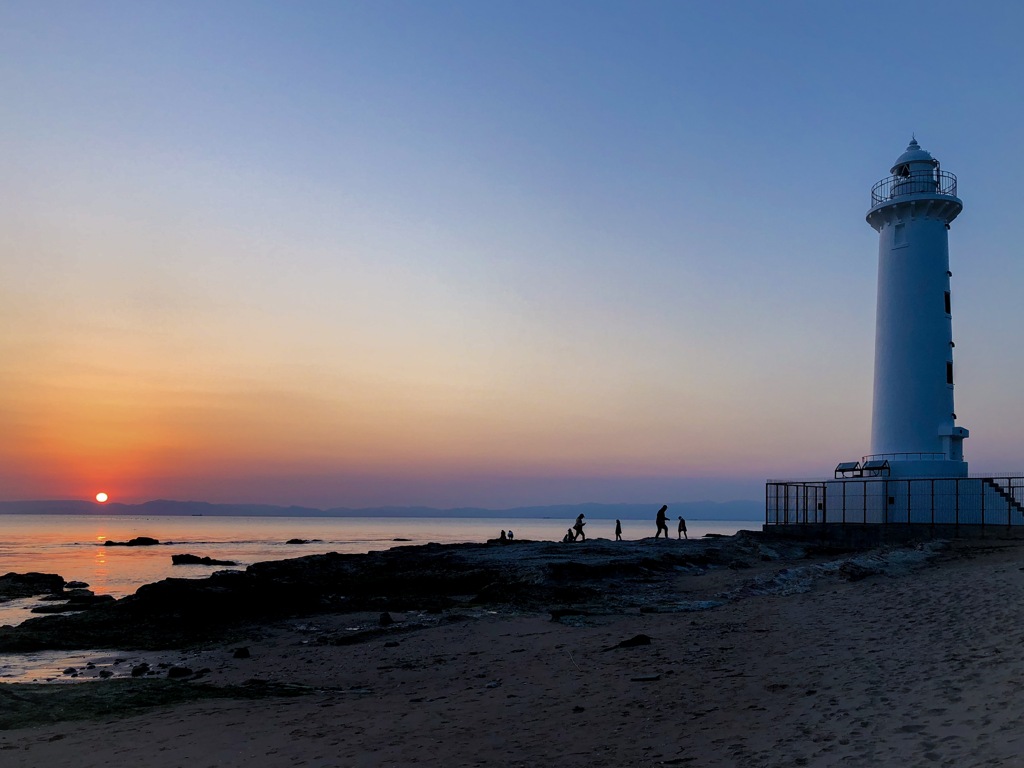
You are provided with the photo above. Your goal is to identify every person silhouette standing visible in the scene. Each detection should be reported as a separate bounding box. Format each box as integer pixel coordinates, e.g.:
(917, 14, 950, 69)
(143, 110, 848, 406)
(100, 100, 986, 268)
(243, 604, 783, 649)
(615, 519, 622, 541)
(573, 513, 586, 541)
(655, 505, 670, 539)
(677, 516, 687, 540)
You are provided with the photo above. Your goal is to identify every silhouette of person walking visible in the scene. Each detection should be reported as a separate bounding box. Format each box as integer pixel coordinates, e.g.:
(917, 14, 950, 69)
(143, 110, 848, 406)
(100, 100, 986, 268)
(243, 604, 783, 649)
(677, 516, 687, 540)
(655, 505, 670, 539)
(573, 513, 586, 541)
(615, 519, 622, 541)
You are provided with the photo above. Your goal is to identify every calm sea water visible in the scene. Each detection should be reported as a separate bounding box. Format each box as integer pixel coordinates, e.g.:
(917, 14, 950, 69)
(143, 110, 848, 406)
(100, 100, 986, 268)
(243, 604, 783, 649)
(0, 514, 754, 628)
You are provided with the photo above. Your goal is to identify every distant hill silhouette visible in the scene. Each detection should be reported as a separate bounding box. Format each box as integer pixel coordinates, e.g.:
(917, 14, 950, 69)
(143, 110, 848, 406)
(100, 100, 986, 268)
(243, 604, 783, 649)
(0, 498, 762, 521)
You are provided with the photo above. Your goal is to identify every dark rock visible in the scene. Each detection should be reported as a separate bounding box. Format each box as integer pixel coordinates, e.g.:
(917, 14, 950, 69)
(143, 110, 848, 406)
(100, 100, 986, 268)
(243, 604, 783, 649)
(98, 670, 113, 678)
(286, 539, 309, 545)
(31, 594, 116, 613)
(104, 537, 160, 547)
(232, 647, 250, 659)
(0, 572, 65, 601)
(37, 588, 98, 603)
(549, 608, 592, 622)
(378, 612, 394, 626)
(30, 604, 82, 614)
(612, 634, 653, 649)
(167, 666, 193, 679)
(392, 538, 411, 542)
(65, 581, 89, 589)
(171, 554, 238, 566)
(130, 663, 150, 677)
(838, 562, 879, 582)
(63, 667, 76, 675)
(63, 589, 96, 599)
(67, 594, 114, 606)
(630, 674, 661, 682)
(384, 641, 399, 647)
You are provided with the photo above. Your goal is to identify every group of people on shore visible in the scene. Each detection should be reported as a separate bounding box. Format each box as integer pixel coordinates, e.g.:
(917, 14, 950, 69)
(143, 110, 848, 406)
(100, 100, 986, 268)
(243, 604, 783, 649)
(562, 505, 686, 542)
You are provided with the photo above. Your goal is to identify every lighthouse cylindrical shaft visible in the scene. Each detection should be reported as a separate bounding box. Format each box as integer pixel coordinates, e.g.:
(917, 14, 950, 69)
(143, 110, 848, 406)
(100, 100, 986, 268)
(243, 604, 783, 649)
(865, 139, 967, 478)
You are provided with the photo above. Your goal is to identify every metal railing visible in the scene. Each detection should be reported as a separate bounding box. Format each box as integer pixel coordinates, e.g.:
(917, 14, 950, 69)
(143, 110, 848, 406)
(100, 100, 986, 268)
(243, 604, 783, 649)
(861, 452, 946, 462)
(765, 476, 1024, 528)
(871, 169, 958, 206)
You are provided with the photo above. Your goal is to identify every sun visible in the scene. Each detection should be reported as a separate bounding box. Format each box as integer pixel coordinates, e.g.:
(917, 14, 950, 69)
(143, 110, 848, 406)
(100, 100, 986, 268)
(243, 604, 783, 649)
(95, 492, 109, 503)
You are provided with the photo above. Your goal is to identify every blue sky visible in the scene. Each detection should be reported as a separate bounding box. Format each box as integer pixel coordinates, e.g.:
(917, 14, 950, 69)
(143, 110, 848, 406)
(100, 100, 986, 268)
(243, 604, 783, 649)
(2, 1, 1023, 507)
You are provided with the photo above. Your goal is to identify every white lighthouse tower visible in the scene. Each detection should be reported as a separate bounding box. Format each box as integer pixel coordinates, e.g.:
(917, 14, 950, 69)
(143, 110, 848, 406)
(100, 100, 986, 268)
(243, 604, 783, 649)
(767, 141, 1024, 533)
(865, 138, 968, 478)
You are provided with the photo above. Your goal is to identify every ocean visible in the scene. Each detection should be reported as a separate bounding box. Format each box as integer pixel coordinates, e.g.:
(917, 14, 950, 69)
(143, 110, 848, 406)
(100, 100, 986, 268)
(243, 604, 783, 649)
(0, 514, 755, 628)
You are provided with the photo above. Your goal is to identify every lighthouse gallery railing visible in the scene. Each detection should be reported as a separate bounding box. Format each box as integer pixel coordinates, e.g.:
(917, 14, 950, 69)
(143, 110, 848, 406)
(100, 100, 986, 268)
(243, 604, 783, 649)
(871, 169, 958, 206)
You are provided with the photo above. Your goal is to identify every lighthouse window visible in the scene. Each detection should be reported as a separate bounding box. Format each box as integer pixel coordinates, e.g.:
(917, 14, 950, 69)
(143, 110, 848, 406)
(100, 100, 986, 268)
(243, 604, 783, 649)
(946, 362, 954, 385)
(944, 291, 951, 314)
(893, 223, 906, 246)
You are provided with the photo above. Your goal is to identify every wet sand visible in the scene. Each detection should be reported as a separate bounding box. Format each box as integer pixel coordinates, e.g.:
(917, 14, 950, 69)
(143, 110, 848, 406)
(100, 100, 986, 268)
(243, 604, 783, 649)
(2, 539, 1023, 767)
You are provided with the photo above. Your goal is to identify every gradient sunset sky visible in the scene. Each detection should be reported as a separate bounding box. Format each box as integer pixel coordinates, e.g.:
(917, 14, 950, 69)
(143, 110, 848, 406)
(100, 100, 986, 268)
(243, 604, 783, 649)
(3, 1, 1023, 508)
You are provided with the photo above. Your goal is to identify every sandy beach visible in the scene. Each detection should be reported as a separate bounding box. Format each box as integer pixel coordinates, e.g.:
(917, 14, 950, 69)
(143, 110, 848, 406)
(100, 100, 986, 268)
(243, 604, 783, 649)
(2, 537, 1024, 767)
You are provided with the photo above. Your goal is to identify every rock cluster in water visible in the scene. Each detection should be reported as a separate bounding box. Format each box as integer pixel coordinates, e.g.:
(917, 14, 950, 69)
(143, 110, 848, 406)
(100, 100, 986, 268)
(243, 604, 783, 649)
(171, 554, 239, 566)
(0, 572, 114, 615)
(103, 537, 161, 547)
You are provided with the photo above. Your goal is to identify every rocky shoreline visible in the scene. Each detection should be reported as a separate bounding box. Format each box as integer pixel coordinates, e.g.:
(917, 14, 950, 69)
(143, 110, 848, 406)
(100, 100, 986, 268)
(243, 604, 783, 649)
(1, 531, 995, 759)
(0, 531, 932, 654)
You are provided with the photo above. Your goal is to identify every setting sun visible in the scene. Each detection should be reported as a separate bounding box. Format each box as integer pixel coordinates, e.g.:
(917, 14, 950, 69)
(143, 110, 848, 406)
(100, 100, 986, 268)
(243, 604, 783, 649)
(95, 492, 108, 503)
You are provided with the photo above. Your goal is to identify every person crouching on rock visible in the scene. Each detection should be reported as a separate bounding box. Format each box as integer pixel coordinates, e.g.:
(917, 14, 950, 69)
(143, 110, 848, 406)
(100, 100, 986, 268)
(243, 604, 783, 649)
(573, 513, 586, 541)
(563, 528, 575, 543)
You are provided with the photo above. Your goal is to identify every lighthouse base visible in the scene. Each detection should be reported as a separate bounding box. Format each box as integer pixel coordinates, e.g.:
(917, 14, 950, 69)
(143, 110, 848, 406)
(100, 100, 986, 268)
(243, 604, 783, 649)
(759, 523, 1024, 547)
(766, 475, 1024, 530)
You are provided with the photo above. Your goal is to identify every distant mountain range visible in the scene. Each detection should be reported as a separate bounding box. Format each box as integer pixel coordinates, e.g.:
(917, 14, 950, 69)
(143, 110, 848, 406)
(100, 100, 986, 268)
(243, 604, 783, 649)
(0, 499, 764, 521)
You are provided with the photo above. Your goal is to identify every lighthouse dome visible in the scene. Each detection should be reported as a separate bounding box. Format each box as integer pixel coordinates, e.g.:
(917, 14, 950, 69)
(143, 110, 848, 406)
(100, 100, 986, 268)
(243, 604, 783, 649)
(890, 137, 935, 174)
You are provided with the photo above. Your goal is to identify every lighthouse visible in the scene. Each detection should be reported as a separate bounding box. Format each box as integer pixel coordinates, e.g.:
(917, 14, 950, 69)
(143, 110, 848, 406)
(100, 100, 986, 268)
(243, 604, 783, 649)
(766, 141, 1024, 532)
(865, 138, 968, 478)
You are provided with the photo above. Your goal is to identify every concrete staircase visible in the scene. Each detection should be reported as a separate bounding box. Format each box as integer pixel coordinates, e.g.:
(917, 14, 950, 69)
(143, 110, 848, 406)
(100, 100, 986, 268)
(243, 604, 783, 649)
(982, 478, 1024, 519)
